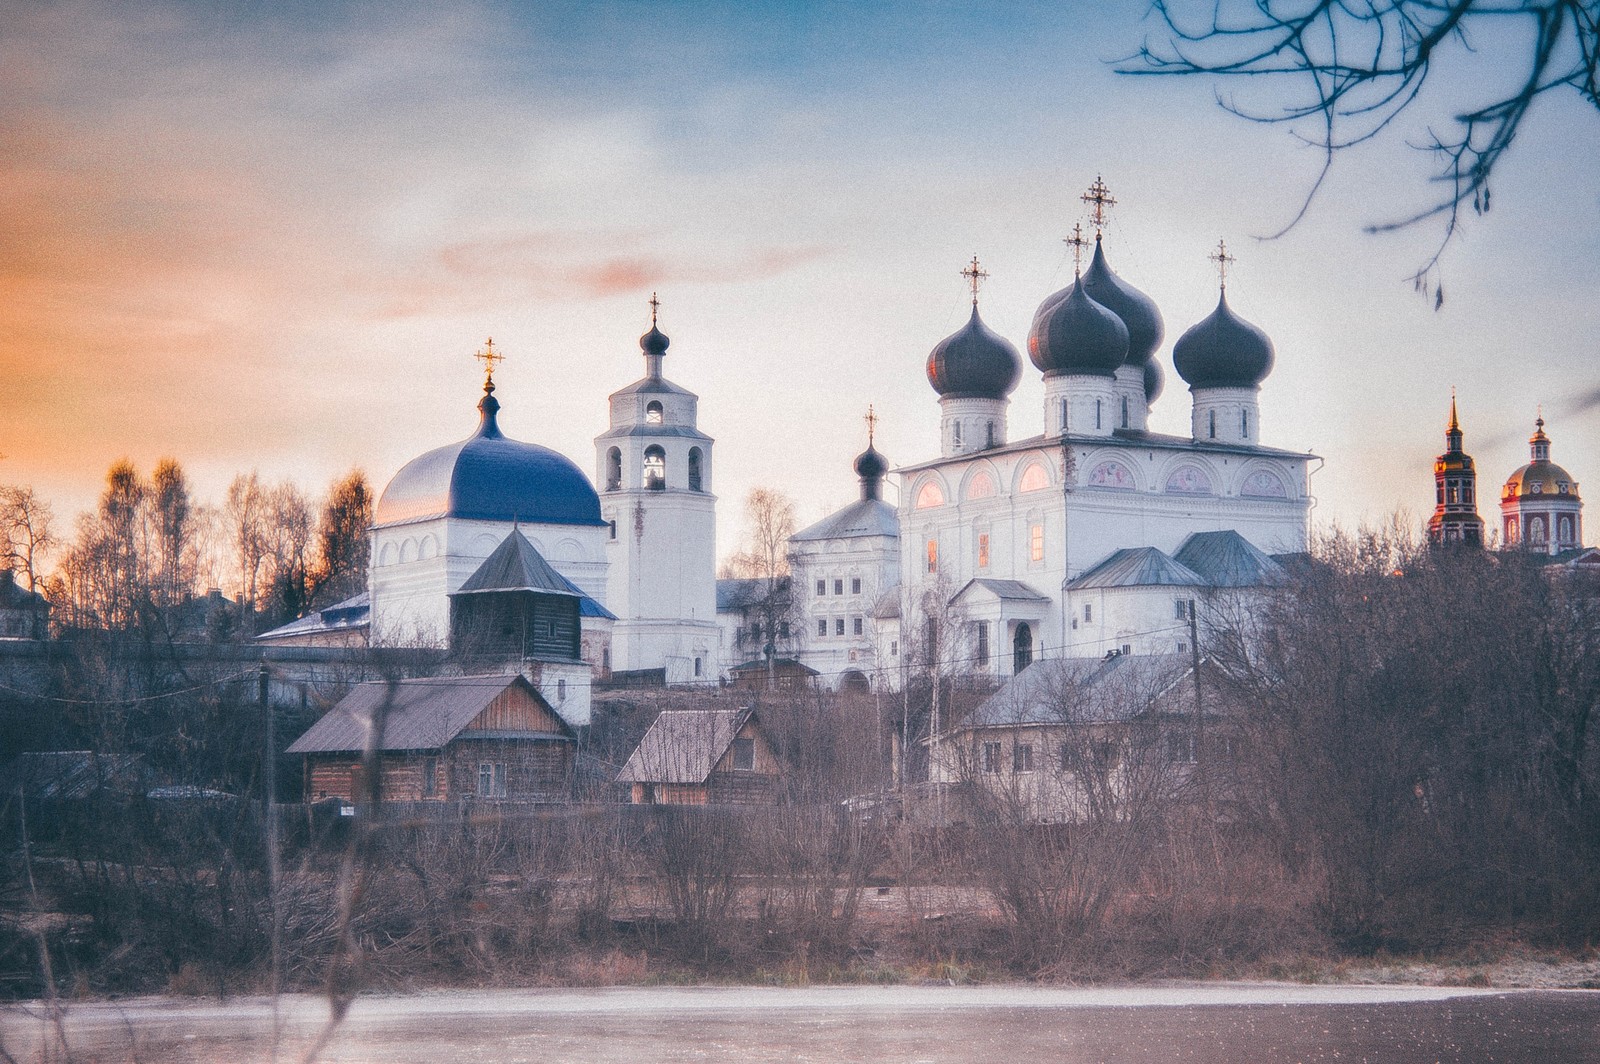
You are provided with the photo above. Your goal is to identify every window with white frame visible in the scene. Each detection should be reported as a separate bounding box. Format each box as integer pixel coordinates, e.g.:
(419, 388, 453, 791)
(478, 762, 507, 798)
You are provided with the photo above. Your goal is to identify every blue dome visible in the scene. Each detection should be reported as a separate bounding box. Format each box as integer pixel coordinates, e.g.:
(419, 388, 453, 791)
(375, 391, 604, 527)
(1082, 239, 1164, 367)
(1173, 291, 1275, 390)
(926, 306, 1022, 400)
(1028, 277, 1128, 378)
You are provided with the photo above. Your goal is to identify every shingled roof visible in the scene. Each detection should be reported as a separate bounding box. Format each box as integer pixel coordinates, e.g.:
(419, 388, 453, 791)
(286, 674, 573, 754)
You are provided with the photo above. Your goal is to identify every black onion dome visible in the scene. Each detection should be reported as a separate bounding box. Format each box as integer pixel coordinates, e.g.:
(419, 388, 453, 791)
(1027, 277, 1128, 379)
(639, 324, 670, 356)
(1143, 359, 1165, 404)
(1082, 239, 1164, 366)
(854, 443, 889, 482)
(1173, 292, 1275, 389)
(926, 306, 1022, 399)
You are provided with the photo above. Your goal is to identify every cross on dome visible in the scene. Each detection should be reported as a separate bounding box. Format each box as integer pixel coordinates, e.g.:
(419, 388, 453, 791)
(648, 291, 661, 326)
(864, 403, 879, 445)
(1209, 239, 1237, 291)
(1064, 222, 1091, 275)
(1082, 175, 1117, 236)
(475, 337, 504, 392)
(961, 255, 989, 306)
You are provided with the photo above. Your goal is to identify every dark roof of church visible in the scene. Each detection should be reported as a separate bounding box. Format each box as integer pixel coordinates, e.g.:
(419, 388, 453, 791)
(1173, 530, 1285, 587)
(791, 498, 899, 542)
(452, 529, 617, 619)
(375, 391, 604, 529)
(287, 674, 574, 754)
(950, 578, 1051, 604)
(1066, 547, 1206, 590)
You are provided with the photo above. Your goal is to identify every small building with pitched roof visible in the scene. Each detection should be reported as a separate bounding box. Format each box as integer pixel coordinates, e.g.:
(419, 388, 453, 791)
(616, 707, 779, 805)
(287, 674, 576, 804)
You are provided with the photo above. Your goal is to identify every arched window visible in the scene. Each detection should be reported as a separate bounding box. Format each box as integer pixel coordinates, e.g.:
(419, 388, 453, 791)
(965, 471, 995, 500)
(1241, 409, 1250, 439)
(1013, 623, 1033, 674)
(1095, 398, 1102, 430)
(1507, 517, 1519, 543)
(645, 400, 663, 424)
(986, 421, 996, 447)
(1560, 516, 1573, 543)
(1208, 409, 1217, 439)
(1019, 463, 1050, 493)
(1530, 516, 1547, 543)
(914, 481, 945, 509)
(1121, 396, 1129, 428)
(952, 421, 962, 447)
(688, 447, 704, 492)
(643, 445, 666, 490)
(606, 447, 622, 491)
(1060, 398, 1069, 433)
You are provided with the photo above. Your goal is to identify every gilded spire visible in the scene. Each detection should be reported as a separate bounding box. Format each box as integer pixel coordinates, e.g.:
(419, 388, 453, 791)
(1448, 388, 1459, 432)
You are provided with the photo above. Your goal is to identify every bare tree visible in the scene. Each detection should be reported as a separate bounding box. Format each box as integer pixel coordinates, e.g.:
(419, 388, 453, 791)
(309, 469, 373, 608)
(1126, 0, 1600, 292)
(0, 483, 55, 593)
(721, 487, 800, 673)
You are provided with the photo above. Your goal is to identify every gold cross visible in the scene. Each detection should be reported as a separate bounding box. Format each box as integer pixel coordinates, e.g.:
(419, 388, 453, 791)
(864, 404, 879, 445)
(1064, 222, 1091, 274)
(475, 337, 504, 389)
(960, 255, 989, 306)
(1082, 175, 1117, 235)
(648, 291, 660, 326)
(1209, 239, 1236, 290)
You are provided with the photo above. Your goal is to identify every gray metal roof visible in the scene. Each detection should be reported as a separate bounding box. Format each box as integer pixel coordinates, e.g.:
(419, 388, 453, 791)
(615, 708, 752, 784)
(1173, 530, 1285, 588)
(608, 375, 695, 399)
(286, 674, 573, 755)
(716, 577, 788, 612)
(791, 498, 899, 542)
(1066, 547, 1206, 590)
(950, 578, 1051, 605)
(894, 430, 1315, 476)
(256, 592, 370, 641)
(957, 653, 1192, 731)
(455, 529, 581, 596)
(595, 423, 712, 442)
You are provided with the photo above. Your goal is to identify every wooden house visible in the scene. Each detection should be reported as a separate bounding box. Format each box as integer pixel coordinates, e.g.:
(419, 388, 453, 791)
(616, 707, 780, 805)
(727, 657, 819, 691)
(287, 674, 575, 804)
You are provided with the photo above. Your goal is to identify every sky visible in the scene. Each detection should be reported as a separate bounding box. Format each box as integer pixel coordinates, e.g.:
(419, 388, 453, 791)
(2, 0, 1597, 561)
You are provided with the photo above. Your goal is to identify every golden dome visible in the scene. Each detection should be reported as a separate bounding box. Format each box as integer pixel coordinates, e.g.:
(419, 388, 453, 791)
(1503, 461, 1579, 501)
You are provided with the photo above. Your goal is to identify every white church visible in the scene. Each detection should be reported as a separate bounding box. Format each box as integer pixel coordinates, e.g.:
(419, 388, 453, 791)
(344, 179, 1317, 711)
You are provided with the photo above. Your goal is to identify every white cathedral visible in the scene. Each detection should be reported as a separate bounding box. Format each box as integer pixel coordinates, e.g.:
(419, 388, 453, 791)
(353, 182, 1319, 709)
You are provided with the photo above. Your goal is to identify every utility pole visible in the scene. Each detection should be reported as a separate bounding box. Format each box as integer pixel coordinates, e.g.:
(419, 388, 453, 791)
(259, 664, 283, 1007)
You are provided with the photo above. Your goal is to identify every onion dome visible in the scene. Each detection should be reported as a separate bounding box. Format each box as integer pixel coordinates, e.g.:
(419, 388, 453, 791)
(1173, 291, 1275, 389)
(1082, 238, 1164, 366)
(926, 306, 1022, 399)
(1027, 277, 1128, 378)
(1143, 358, 1165, 404)
(854, 443, 889, 501)
(640, 323, 669, 357)
(375, 385, 604, 528)
(1503, 417, 1580, 500)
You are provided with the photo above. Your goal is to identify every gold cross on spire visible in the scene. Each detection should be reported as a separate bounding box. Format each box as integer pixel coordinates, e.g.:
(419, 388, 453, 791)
(1064, 222, 1091, 275)
(1082, 175, 1117, 236)
(648, 291, 660, 326)
(960, 255, 989, 306)
(864, 403, 879, 445)
(475, 337, 504, 391)
(1209, 239, 1237, 291)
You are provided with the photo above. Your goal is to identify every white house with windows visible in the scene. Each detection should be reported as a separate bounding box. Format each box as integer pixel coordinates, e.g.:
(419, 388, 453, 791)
(594, 309, 721, 684)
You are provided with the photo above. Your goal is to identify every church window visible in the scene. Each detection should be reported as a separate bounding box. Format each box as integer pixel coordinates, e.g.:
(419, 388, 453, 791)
(608, 520, 617, 540)
(1095, 399, 1102, 430)
(986, 421, 996, 447)
(818, 618, 828, 637)
(694, 657, 702, 677)
(1464, 485, 1473, 504)
(1084, 603, 1093, 622)
(557, 679, 566, 701)
(834, 578, 844, 595)
(1241, 410, 1249, 438)
(926, 539, 938, 573)
(1175, 599, 1191, 621)
(890, 640, 898, 657)
(1019, 463, 1050, 493)
(688, 448, 704, 492)
(953, 422, 962, 447)
(1447, 485, 1459, 504)
(977, 533, 990, 569)
(853, 617, 863, 636)
(645, 400, 663, 424)
(602, 648, 611, 670)
(1437, 484, 1445, 505)
(974, 621, 989, 665)
(1241, 469, 1288, 498)
(1560, 517, 1573, 543)
(643, 445, 666, 490)
(1030, 523, 1044, 562)
(835, 617, 845, 636)
(606, 448, 622, 491)
(816, 579, 826, 596)
(915, 481, 945, 508)
(1013, 623, 1033, 673)
(1531, 516, 1547, 543)
(967, 472, 996, 500)
(1060, 398, 1069, 433)
(1208, 410, 1217, 439)
(851, 577, 861, 594)
(1507, 517, 1519, 542)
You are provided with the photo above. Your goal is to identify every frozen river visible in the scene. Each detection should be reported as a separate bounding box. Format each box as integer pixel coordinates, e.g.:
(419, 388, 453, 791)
(5, 983, 1598, 1063)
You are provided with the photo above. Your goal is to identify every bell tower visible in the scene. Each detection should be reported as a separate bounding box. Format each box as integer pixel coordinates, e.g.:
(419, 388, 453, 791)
(594, 296, 719, 682)
(1426, 394, 1484, 546)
